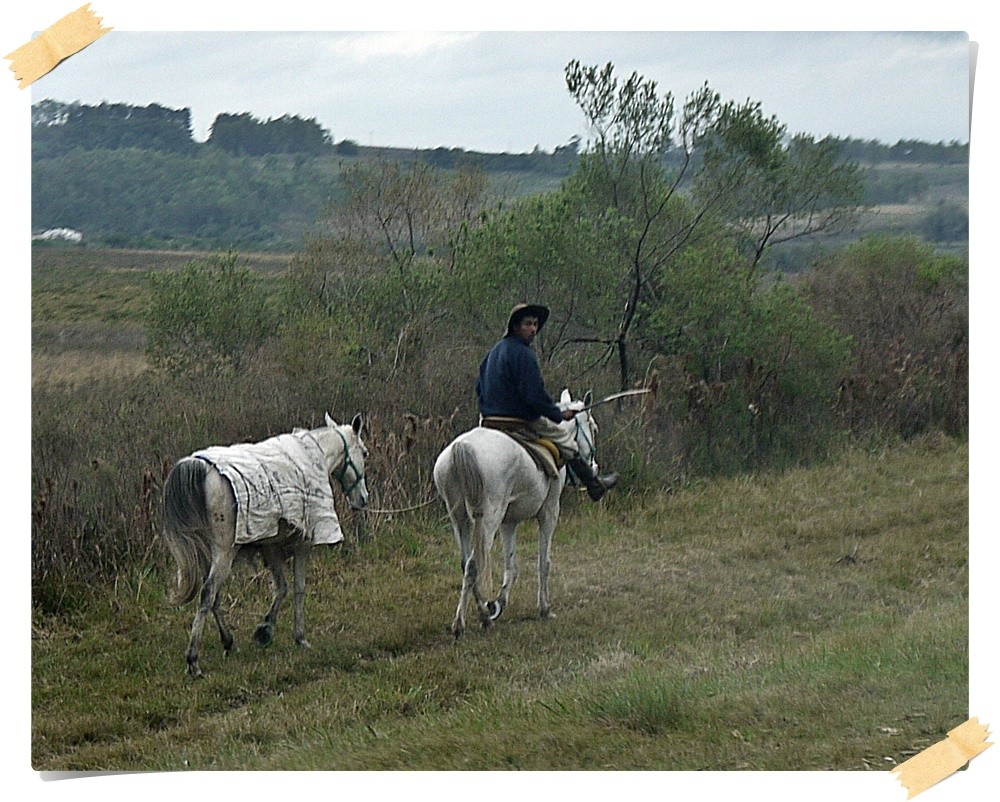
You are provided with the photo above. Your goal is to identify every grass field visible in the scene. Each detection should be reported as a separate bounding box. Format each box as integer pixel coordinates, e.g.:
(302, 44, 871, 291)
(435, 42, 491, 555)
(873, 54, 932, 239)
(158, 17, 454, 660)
(31, 433, 968, 773)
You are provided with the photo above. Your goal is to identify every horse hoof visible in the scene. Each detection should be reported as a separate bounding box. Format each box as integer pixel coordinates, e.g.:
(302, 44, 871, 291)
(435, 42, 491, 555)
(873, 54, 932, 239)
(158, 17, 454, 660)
(540, 609, 555, 620)
(296, 638, 312, 649)
(253, 624, 274, 647)
(187, 664, 203, 679)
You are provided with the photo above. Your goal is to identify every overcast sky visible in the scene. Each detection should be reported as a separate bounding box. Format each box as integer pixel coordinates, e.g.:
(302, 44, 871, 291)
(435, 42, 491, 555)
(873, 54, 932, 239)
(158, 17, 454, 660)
(22, 27, 971, 152)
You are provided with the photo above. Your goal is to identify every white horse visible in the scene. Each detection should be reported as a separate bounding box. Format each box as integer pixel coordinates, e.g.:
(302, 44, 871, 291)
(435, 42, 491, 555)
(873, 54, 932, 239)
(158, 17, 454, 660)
(162, 413, 368, 677)
(433, 390, 600, 637)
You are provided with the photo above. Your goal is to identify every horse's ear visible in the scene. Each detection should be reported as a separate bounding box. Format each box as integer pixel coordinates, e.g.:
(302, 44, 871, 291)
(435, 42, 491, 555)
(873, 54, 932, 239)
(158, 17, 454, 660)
(352, 413, 363, 435)
(560, 388, 571, 404)
(584, 390, 593, 407)
(325, 412, 336, 428)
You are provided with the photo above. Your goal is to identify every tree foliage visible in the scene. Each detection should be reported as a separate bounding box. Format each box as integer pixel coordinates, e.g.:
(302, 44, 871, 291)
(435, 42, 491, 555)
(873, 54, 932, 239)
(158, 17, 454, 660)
(208, 112, 333, 155)
(451, 183, 627, 371)
(696, 116, 867, 265)
(642, 241, 851, 471)
(31, 146, 342, 249)
(564, 60, 866, 392)
(30, 100, 962, 252)
(32, 100, 197, 157)
(325, 158, 493, 273)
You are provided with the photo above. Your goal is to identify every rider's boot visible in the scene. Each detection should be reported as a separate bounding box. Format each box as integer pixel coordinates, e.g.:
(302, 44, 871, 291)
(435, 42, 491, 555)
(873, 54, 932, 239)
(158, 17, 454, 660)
(567, 457, 619, 502)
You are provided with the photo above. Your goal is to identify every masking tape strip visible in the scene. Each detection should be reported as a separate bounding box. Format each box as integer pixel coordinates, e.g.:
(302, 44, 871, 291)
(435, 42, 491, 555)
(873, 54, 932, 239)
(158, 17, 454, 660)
(4, 4, 111, 89)
(891, 717, 993, 798)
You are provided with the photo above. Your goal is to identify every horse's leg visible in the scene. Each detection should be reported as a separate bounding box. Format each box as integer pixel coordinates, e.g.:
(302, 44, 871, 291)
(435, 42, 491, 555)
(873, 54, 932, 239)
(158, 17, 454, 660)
(494, 520, 519, 620)
(186, 548, 235, 677)
(471, 506, 503, 629)
(450, 509, 474, 639)
(211, 588, 235, 657)
(536, 495, 561, 620)
(254, 545, 287, 648)
(291, 542, 311, 648)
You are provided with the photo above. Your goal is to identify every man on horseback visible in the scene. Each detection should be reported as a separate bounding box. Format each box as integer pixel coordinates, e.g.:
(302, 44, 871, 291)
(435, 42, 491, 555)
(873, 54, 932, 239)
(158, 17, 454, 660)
(476, 303, 619, 501)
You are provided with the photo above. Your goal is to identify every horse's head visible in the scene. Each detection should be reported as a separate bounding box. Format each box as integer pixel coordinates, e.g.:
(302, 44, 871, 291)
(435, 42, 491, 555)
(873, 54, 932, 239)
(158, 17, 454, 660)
(324, 412, 369, 511)
(559, 389, 600, 475)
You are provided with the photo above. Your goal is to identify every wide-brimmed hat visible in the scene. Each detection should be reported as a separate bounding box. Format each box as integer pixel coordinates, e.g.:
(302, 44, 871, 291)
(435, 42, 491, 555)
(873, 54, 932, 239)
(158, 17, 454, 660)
(506, 303, 550, 335)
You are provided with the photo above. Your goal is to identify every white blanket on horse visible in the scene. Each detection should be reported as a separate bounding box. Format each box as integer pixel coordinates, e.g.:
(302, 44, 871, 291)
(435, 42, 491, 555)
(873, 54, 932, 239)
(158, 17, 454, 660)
(194, 432, 343, 546)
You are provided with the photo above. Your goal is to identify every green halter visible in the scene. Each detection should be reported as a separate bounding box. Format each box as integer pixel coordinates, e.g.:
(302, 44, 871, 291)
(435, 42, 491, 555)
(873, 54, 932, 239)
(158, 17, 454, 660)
(333, 428, 365, 496)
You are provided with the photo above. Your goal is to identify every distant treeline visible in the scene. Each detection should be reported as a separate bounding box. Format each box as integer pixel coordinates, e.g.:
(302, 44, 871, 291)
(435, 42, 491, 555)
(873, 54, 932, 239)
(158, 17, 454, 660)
(31, 100, 582, 174)
(31, 99, 968, 169)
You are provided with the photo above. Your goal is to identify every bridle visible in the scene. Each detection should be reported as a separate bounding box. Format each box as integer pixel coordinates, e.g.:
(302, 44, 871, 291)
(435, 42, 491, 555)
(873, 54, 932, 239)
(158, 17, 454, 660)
(332, 427, 366, 496)
(574, 412, 597, 464)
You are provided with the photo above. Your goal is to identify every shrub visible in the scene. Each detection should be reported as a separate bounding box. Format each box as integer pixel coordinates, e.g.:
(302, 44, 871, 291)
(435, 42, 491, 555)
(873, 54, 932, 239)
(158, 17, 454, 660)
(145, 251, 277, 375)
(794, 235, 968, 438)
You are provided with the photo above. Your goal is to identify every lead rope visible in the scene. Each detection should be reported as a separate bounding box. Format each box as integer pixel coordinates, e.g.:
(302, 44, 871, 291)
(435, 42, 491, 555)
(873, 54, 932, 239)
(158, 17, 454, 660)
(364, 497, 438, 515)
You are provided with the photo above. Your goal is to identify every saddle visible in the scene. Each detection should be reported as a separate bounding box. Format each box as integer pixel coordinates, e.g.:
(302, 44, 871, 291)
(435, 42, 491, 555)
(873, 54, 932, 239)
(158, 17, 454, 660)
(480, 417, 563, 479)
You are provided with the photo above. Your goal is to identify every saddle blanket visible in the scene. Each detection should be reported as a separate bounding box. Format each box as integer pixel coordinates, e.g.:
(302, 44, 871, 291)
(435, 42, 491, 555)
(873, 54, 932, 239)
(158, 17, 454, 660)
(480, 417, 562, 479)
(193, 431, 343, 546)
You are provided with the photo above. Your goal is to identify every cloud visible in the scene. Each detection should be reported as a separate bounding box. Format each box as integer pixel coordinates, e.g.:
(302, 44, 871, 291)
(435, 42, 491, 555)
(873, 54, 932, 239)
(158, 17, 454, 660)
(326, 32, 479, 63)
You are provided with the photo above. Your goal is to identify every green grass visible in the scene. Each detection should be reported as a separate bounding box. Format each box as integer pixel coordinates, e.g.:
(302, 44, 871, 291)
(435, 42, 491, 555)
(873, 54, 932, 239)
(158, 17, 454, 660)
(31, 434, 968, 771)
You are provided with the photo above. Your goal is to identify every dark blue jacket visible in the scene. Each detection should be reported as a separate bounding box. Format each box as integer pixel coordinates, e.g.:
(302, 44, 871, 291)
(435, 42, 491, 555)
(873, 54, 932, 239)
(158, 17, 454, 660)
(476, 335, 563, 424)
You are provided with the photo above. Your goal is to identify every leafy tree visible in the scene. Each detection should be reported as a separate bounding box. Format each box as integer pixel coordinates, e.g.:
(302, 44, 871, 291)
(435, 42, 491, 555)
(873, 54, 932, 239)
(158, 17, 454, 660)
(695, 114, 866, 265)
(563, 60, 866, 390)
(563, 61, 718, 390)
(643, 240, 851, 471)
(145, 252, 277, 374)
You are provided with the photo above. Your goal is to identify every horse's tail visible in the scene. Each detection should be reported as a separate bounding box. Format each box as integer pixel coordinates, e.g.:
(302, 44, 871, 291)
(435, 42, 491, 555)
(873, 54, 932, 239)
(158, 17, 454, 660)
(162, 457, 213, 605)
(450, 441, 492, 599)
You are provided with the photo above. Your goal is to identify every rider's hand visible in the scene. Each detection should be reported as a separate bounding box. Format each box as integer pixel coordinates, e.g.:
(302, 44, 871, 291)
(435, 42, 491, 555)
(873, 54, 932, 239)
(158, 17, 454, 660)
(562, 408, 577, 421)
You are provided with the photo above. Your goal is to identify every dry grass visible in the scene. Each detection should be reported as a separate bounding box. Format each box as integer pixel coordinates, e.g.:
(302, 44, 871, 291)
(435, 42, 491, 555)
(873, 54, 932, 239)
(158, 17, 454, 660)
(32, 350, 149, 387)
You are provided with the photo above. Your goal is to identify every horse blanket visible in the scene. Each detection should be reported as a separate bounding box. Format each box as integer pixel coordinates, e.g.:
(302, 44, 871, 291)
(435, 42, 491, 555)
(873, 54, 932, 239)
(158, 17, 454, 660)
(193, 430, 343, 546)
